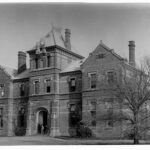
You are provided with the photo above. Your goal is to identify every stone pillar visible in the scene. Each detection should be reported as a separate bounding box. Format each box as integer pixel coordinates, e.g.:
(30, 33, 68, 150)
(50, 100, 60, 136)
(26, 101, 32, 136)
(7, 82, 14, 136)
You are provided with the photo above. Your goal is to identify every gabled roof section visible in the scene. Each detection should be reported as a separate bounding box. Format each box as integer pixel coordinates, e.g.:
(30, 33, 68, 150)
(98, 42, 124, 61)
(0, 65, 17, 79)
(61, 59, 85, 73)
(13, 69, 30, 80)
(81, 41, 125, 67)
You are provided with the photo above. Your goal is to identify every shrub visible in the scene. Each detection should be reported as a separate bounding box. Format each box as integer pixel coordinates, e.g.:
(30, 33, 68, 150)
(15, 127, 26, 136)
(76, 121, 92, 138)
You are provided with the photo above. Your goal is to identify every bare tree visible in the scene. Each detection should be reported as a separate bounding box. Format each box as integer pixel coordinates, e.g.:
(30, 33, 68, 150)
(110, 57, 150, 144)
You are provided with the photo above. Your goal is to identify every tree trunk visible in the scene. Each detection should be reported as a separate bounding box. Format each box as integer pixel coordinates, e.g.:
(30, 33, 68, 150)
(133, 112, 139, 144)
(133, 137, 139, 144)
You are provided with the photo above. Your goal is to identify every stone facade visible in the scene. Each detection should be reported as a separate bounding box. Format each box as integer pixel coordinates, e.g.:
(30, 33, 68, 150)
(0, 28, 149, 139)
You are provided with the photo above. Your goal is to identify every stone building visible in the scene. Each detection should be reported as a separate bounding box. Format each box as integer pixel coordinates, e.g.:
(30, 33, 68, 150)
(0, 28, 148, 138)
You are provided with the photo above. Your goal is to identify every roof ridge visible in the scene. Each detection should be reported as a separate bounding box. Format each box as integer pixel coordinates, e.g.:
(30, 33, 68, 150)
(100, 42, 124, 60)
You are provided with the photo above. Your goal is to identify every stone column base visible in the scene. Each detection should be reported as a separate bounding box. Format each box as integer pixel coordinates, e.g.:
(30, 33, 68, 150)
(50, 128, 60, 137)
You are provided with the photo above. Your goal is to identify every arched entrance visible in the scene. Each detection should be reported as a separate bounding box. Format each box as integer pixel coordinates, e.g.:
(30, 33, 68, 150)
(36, 108, 48, 135)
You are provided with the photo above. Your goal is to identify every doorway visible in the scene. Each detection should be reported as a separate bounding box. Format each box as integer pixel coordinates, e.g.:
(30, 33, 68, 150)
(37, 110, 48, 134)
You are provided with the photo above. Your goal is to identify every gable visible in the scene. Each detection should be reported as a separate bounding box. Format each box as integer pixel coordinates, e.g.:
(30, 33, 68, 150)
(81, 43, 123, 70)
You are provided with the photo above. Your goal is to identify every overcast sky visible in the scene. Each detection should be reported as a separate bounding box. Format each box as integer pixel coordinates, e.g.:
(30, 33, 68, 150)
(0, 3, 150, 68)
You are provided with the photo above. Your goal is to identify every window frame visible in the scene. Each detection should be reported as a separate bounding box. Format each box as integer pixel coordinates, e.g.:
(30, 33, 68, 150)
(0, 108, 3, 128)
(88, 72, 97, 89)
(107, 71, 116, 85)
(0, 84, 4, 97)
(69, 77, 76, 92)
(20, 83, 25, 97)
(33, 79, 40, 95)
(45, 78, 51, 93)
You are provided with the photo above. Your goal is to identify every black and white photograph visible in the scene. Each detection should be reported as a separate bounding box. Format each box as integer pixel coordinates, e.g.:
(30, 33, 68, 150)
(0, 2, 150, 147)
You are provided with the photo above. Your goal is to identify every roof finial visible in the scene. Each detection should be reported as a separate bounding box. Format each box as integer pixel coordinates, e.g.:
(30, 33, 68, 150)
(100, 40, 103, 44)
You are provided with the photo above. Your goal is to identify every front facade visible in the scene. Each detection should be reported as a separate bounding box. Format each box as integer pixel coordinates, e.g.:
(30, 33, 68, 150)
(0, 28, 149, 138)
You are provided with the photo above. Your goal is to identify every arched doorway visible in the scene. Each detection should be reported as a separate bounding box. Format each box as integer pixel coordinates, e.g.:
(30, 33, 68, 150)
(36, 108, 48, 135)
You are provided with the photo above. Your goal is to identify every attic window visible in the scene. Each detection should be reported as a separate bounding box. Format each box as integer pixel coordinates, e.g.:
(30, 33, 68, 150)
(96, 53, 106, 59)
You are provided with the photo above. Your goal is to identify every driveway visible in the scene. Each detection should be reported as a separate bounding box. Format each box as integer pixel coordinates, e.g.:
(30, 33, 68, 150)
(0, 136, 149, 145)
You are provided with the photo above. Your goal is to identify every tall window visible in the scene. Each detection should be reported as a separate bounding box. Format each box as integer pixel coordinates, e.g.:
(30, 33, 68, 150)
(46, 79, 51, 93)
(40, 59, 44, 68)
(20, 84, 25, 96)
(47, 55, 50, 67)
(34, 80, 40, 94)
(105, 101, 113, 127)
(89, 73, 97, 89)
(90, 102, 96, 126)
(70, 78, 76, 92)
(0, 84, 4, 97)
(107, 71, 116, 84)
(35, 58, 38, 69)
(0, 108, 3, 128)
(69, 104, 79, 127)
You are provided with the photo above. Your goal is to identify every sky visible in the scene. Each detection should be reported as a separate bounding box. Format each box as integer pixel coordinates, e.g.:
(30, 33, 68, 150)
(0, 3, 150, 69)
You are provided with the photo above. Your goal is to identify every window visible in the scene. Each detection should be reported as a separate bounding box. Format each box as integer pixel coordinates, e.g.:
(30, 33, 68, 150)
(0, 84, 4, 97)
(70, 78, 76, 92)
(105, 101, 113, 128)
(69, 104, 81, 128)
(20, 84, 25, 96)
(40, 59, 44, 68)
(35, 58, 38, 69)
(96, 53, 106, 59)
(0, 108, 3, 128)
(47, 55, 51, 67)
(34, 80, 40, 94)
(45, 79, 51, 93)
(107, 71, 116, 84)
(89, 73, 97, 89)
(90, 102, 96, 126)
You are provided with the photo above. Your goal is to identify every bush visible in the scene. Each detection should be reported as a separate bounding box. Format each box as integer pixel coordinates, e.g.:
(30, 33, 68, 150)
(76, 121, 92, 138)
(15, 127, 26, 136)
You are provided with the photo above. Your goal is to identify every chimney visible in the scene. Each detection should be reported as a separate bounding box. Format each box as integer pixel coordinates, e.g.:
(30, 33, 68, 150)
(128, 41, 135, 67)
(65, 29, 71, 50)
(18, 51, 27, 74)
